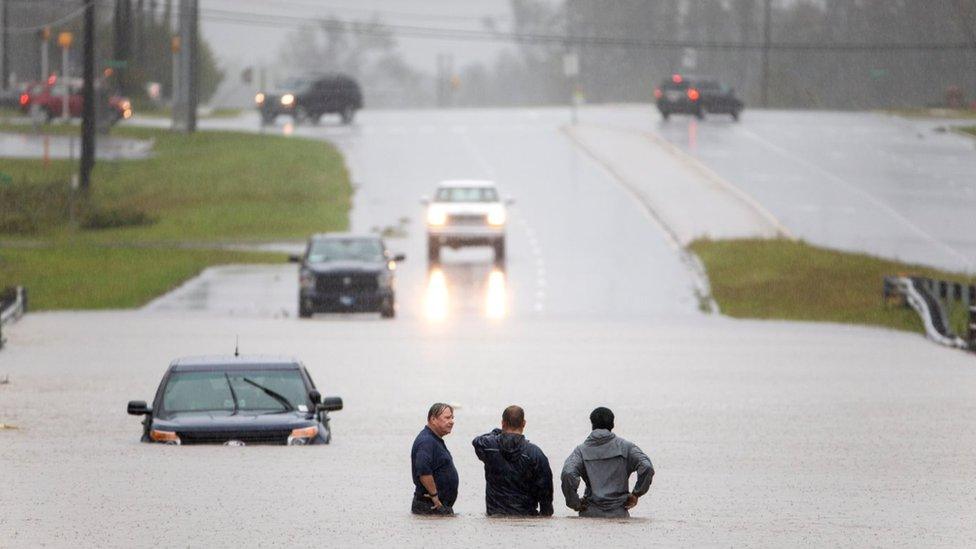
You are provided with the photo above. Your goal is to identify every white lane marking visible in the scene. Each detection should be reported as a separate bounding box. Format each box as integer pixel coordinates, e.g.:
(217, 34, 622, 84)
(740, 128, 975, 271)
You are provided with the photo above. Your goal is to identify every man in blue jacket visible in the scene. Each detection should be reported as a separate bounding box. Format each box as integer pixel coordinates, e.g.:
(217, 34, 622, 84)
(411, 402, 459, 515)
(472, 405, 554, 516)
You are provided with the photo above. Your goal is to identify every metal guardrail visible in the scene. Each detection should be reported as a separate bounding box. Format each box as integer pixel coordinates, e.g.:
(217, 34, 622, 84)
(0, 286, 28, 350)
(884, 276, 975, 350)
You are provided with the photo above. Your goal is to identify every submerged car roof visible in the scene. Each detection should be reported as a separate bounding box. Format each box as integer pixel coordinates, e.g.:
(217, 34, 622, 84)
(438, 179, 496, 188)
(169, 355, 302, 372)
(310, 232, 380, 241)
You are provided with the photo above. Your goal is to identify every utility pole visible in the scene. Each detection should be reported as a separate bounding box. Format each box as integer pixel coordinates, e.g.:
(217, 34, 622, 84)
(80, 0, 96, 193)
(114, 0, 132, 95)
(761, 0, 772, 108)
(1, 0, 9, 91)
(186, 0, 198, 131)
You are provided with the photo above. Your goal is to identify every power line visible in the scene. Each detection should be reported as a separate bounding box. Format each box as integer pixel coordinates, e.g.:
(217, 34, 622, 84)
(188, 5, 976, 53)
(3, 0, 93, 34)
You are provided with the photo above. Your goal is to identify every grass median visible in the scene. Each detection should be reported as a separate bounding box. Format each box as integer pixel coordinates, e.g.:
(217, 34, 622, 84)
(690, 238, 975, 335)
(0, 125, 351, 310)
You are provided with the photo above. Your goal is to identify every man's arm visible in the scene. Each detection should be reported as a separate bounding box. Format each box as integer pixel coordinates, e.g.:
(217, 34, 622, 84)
(418, 475, 443, 509)
(414, 441, 443, 509)
(628, 444, 655, 498)
(560, 448, 585, 511)
(533, 448, 555, 516)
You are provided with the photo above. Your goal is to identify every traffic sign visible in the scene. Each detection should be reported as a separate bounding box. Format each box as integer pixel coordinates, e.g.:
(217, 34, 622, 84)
(57, 31, 73, 49)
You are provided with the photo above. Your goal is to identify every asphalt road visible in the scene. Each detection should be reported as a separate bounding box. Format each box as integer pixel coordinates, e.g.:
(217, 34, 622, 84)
(584, 106, 976, 272)
(2, 107, 975, 547)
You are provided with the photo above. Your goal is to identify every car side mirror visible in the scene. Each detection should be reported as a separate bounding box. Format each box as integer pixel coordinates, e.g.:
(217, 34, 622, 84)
(288, 254, 302, 263)
(504, 196, 515, 206)
(319, 396, 343, 412)
(127, 400, 151, 415)
(308, 389, 322, 405)
(393, 253, 406, 262)
(420, 196, 430, 205)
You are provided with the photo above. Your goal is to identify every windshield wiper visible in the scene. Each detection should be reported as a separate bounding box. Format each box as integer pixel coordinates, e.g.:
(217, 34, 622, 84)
(241, 377, 295, 412)
(224, 373, 240, 416)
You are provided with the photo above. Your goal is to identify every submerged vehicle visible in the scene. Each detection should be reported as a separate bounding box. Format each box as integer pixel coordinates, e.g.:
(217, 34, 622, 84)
(127, 355, 343, 446)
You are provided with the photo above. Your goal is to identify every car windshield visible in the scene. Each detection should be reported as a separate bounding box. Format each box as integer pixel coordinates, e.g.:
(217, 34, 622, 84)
(160, 369, 308, 414)
(435, 187, 499, 203)
(307, 238, 384, 263)
(276, 77, 312, 91)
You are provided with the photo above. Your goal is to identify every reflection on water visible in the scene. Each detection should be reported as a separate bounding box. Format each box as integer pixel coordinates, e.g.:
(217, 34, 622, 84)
(423, 261, 509, 321)
(424, 268, 449, 322)
(687, 119, 697, 150)
(485, 269, 507, 320)
(282, 122, 295, 136)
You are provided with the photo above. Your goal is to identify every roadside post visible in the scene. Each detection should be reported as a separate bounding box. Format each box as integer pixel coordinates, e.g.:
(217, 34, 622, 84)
(170, 35, 181, 131)
(58, 31, 73, 122)
(969, 286, 976, 349)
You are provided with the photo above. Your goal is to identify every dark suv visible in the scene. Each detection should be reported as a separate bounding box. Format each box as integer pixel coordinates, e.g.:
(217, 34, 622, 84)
(255, 73, 363, 125)
(655, 74, 743, 121)
(290, 233, 404, 319)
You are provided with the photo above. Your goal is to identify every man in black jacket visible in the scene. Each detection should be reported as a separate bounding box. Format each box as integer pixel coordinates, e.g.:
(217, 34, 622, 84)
(472, 405, 554, 516)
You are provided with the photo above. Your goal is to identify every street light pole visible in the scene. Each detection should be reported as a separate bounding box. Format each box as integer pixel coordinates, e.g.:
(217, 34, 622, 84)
(80, 0, 96, 193)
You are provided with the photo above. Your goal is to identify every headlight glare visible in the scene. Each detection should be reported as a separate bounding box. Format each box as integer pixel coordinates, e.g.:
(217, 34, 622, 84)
(254, 92, 265, 105)
(281, 94, 295, 106)
(427, 207, 447, 226)
(487, 207, 506, 226)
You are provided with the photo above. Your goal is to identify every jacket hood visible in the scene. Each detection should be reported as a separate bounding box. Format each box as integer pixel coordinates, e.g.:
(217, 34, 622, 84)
(498, 431, 526, 460)
(584, 429, 616, 446)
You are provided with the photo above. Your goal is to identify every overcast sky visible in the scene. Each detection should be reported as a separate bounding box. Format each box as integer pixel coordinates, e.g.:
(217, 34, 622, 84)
(201, 0, 532, 76)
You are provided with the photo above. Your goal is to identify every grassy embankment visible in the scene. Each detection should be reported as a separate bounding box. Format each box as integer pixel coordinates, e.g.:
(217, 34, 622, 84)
(0, 125, 351, 310)
(958, 126, 976, 137)
(691, 239, 975, 336)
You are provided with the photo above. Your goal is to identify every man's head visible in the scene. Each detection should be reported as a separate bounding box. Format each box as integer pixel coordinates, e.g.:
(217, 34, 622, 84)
(501, 405, 525, 433)
(590, 407, 614, 431)
(427, 402, 455, 437)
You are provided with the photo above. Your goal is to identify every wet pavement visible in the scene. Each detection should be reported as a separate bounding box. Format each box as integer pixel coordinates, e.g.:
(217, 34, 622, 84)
(2, 107, 976, 546)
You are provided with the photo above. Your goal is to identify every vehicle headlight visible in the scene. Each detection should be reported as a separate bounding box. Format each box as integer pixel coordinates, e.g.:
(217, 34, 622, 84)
(254, 92, 265, 105)
(427, 207, 447, 226)
(300, 270, 315, 290)
(280, 94, 295, 106)
(287, 425, 318, 446)
(487, 207, 506, 226)
(150, 429, 181, 445)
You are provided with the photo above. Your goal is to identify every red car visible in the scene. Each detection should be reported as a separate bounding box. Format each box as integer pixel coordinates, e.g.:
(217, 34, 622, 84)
(20, 78, 132, 124)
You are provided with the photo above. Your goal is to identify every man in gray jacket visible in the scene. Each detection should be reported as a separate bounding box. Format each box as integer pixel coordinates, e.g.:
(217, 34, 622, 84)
(561, 407, 654, 518)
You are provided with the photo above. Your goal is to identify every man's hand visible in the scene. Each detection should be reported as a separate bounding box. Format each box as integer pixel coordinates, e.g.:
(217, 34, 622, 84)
(429, 495, 443, 510)
(624, 494, 638, 509)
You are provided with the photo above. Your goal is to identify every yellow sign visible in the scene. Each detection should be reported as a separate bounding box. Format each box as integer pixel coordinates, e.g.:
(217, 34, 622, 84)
(171, 36, 181, 53)
(57, 31, 73, 49)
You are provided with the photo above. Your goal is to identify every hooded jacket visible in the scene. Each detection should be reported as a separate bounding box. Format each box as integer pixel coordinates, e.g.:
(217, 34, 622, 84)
(561, 429, 654, 512)
(472, 429, 554, 516)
